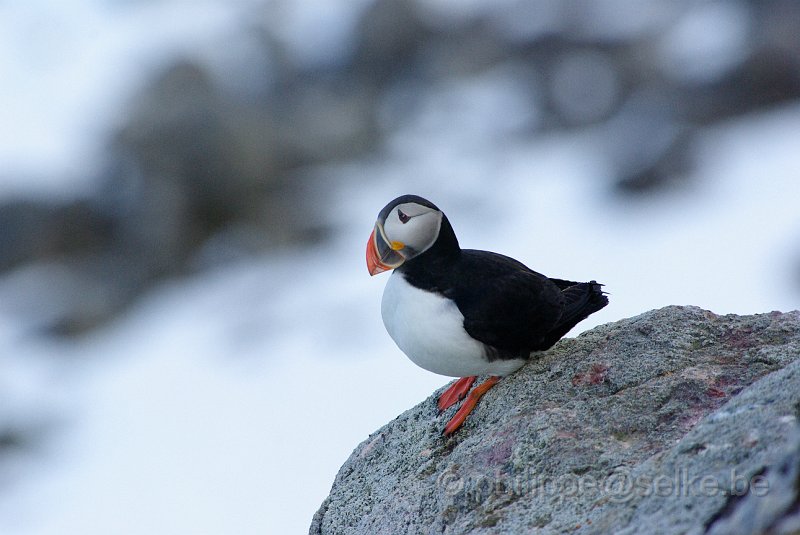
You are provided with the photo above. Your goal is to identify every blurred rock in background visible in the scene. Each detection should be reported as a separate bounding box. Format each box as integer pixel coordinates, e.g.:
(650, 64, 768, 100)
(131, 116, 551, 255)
(2, 0, 800, 335)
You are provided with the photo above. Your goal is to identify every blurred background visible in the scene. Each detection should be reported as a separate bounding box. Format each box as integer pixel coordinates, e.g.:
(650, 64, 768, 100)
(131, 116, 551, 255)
(1, 0, 799, 533)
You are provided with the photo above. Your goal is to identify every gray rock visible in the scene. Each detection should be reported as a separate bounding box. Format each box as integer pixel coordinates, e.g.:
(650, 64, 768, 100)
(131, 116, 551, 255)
(310, 306, 800, 535)
(0, 199, 110, 272)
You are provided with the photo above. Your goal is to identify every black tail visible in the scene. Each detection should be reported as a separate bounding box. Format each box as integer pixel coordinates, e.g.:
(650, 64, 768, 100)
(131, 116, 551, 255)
(541, 280, 608, 348)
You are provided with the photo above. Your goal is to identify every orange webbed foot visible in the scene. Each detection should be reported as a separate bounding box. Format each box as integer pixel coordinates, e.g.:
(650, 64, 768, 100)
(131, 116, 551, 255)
(437, 376, 477, 412)
(443, 376, 500, 435)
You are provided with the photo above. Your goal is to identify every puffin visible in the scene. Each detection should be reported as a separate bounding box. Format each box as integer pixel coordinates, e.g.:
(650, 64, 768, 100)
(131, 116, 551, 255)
(366, 194, 608, 435)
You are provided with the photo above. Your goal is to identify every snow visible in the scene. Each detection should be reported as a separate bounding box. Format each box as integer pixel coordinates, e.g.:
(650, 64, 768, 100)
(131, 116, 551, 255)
(1, 1, 800, 534)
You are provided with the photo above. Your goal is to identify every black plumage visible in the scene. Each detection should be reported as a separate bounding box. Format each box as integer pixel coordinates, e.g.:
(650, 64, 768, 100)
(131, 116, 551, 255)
(397, 203, 608, 361)
(368, 194, 609, 435)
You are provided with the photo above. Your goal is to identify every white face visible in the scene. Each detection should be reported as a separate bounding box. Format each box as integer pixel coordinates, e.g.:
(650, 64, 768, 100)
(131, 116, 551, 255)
(382, 201, 443, 258)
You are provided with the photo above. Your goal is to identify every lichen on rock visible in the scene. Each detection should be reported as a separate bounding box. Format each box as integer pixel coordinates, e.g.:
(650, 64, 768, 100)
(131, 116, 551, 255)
(311, 306, 800, 535)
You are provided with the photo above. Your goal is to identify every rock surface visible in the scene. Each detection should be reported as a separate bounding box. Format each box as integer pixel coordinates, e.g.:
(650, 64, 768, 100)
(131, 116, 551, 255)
(311, 306, 800, 535)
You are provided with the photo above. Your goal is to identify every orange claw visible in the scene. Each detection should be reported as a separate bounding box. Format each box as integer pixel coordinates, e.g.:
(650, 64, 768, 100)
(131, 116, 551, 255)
(443, 376, 500, 435)
(438, 376, 477, 412)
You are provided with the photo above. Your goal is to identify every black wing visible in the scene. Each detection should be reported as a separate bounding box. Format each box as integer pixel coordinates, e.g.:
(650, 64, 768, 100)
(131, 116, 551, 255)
(539, 280, 608, 348)
(448, 251, 565, 357)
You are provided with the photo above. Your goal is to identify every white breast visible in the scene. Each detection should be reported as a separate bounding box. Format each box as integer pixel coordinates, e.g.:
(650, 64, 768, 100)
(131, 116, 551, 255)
(380, 272, 526, 377)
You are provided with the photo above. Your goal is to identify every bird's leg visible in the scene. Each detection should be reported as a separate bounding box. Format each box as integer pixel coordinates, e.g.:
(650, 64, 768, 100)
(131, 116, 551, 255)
(443, 376, 500, 435)
(437, 376, 477, 412)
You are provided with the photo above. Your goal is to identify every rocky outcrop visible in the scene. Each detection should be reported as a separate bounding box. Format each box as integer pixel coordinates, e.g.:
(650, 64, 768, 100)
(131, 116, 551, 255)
(311, 306, 800, 535)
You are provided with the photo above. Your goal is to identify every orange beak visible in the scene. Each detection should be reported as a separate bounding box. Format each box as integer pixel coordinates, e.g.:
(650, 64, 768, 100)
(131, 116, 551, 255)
(367, 229, 391, 276)
(367, 225, 406, 275)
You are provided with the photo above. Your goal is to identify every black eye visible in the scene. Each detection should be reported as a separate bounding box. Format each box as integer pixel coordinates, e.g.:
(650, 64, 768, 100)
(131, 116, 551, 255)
(398, 209, 410, 224)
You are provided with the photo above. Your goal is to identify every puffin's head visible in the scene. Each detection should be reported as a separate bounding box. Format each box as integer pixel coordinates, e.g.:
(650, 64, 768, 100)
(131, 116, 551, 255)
(366, 195, 443, 275)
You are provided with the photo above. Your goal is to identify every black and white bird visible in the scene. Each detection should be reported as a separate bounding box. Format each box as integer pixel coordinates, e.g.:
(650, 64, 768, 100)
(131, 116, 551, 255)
(366, 194, 608, 435)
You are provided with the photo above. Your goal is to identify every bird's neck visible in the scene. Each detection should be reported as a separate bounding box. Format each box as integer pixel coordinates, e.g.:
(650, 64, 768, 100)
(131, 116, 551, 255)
(397, 216, 460, 290)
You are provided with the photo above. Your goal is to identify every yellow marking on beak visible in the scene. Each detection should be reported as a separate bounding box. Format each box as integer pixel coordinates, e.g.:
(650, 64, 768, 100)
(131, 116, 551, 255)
(390, 241, 405, 250)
